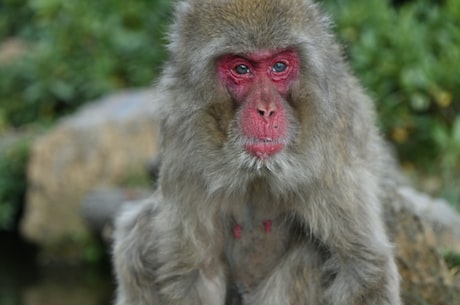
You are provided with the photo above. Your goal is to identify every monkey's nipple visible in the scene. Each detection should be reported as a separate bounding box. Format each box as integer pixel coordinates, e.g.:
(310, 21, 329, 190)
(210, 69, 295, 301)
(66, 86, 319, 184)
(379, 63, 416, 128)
(233, 224, 242, 239)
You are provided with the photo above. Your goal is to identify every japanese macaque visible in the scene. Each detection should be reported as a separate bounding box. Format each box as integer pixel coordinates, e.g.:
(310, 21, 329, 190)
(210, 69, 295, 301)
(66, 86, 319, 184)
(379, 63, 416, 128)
(113, 0, 402, 304)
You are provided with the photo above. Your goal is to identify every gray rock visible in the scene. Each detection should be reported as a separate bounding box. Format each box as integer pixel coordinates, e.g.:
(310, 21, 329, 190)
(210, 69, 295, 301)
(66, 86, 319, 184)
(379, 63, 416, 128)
(81, 186, 151, 242)
(386, 187, 460, 304)
(20, 89, 160, 259)
(0, 38, 27, 65)
(398, 186, 460, 240)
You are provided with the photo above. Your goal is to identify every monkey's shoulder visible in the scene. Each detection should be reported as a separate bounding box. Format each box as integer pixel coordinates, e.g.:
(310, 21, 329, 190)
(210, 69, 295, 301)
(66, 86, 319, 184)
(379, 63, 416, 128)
(114, 197, 160, 245)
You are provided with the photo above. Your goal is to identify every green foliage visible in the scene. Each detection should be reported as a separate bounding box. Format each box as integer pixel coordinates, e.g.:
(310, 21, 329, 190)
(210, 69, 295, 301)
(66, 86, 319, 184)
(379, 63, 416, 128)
(323, 0, 460, 206)
(442, 249, 460, 270)
(0, 136, 31, 230)
(0, 0, 172, 127)
(41, 228, 106, 263)
(72, 229, 105, 264)
(0, 0, 33, 38)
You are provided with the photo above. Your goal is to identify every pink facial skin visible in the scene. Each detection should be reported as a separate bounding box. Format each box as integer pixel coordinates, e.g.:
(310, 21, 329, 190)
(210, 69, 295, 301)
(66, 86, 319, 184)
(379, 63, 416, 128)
(218, 49, 300, 159)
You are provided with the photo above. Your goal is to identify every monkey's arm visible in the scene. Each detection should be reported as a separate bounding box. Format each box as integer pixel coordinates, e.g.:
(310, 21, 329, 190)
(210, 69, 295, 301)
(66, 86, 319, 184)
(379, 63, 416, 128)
(309, 172, 401, 305)
(113, 198, 161, 305)
(244, 171, 400, 305)
(113, 195, 226, 305)
(242, 243, 325, 305)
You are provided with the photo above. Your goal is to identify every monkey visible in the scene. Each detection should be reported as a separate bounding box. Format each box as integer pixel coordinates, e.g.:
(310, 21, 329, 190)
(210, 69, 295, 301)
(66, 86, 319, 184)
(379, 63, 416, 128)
(112, 0, 402, 304)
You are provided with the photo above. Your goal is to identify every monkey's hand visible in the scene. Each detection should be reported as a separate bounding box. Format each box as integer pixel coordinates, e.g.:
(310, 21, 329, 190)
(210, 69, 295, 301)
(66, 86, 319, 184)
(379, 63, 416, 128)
(113, 196, 227, 305)
(322, 236, 401, 305)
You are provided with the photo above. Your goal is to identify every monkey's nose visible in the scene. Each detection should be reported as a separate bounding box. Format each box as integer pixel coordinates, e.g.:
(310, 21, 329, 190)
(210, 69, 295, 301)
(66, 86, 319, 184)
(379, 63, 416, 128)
(257, 109, 275, 117)
(256, 102, 277, 119)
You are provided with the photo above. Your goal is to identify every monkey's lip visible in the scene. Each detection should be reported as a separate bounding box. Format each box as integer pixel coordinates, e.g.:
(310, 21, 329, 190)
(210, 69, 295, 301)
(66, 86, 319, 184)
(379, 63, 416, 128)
(244, 138, 284, 159)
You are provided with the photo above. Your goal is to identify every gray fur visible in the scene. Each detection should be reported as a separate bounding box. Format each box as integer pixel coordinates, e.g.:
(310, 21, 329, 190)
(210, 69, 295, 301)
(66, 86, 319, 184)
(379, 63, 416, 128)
(113, 0, 402, 304)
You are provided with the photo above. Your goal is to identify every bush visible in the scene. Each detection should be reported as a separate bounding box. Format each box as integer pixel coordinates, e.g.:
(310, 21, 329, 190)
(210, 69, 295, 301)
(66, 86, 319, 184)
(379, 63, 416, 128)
(0, 0, 172, 127)
(0, 134, 31, 230)
(323, 0, 460, 206)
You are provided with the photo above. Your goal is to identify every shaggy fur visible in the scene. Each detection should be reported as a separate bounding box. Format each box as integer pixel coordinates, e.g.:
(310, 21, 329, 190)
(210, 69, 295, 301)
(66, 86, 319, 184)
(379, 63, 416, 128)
(113, 0, 402, 304)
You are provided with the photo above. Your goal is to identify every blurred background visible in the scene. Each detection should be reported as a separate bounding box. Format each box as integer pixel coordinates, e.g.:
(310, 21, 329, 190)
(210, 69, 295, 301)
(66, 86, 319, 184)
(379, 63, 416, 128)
(0, 0, 459, 304)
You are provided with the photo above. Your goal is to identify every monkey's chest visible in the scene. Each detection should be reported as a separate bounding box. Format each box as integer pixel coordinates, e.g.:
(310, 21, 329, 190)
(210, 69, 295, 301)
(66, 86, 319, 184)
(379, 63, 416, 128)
(223, 215, 290, 293)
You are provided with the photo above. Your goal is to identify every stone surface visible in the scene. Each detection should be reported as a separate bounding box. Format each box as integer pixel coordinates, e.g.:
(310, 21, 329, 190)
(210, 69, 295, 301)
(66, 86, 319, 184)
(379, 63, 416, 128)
(20, 89, 160, 259)
(0, 38, 27, 65)
(81, 186, 151, 241)
(386, 187, 460, 304)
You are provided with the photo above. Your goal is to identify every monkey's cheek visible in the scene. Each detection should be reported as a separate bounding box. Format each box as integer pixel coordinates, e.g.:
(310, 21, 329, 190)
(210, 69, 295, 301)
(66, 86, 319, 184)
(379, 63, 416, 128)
(244, 142, 284, 160)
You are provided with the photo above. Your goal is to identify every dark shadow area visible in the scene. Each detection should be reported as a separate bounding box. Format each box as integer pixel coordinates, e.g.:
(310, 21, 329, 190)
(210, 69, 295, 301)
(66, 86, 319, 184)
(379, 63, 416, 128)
(0, 231, 114, 305)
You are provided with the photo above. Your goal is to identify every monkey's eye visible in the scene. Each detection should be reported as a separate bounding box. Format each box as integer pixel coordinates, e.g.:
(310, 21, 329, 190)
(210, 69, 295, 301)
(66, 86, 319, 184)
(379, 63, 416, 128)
(234, 64, 250, 75)
(272, 62, 288, 73)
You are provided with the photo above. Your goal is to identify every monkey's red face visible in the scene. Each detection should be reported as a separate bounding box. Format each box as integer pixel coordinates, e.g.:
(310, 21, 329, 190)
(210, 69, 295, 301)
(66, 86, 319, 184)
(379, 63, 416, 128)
(218, 49, 300, 160)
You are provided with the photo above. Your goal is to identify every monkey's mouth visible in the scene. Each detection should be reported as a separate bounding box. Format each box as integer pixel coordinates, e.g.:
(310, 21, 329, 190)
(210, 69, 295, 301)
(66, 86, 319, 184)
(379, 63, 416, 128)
(244, 138, 284, 160)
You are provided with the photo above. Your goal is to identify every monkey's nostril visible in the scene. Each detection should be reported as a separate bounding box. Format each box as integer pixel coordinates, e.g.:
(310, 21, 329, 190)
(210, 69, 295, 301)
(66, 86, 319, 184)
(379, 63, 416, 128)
(258, 109, 276, 118)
